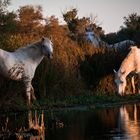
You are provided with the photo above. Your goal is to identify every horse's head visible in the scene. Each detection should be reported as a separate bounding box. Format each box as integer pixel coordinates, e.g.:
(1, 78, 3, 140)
(85, 30, 95, 43)
(41, 37, 53, 59)
(85, 28, 99, 47)
(114, 69, 126, 96)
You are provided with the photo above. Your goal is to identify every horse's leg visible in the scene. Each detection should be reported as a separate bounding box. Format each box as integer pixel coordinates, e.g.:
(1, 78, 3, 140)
(137, 74, 140, 94)
(24, 80, 32, 106)
(131, 76, 136, 94)
(31, 85, 36, 101)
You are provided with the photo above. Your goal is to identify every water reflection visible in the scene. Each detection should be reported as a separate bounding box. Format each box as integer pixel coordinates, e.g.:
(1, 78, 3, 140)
(0, 110, 45, 140)
(119, 104, 140, 140)
(46, 104, 140, 140)
(0, 104, 140, 140)
(27, 110, 45, 140)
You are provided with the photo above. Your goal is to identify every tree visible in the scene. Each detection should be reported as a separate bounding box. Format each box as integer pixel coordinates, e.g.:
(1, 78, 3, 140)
(0, 0, 10, 13)
(0, 11, 17, 33)
(104, 13, 140, 44)
(123, 13, 140, 30)
(0, 0, 17, 34)
(63, 8, 104, 45)
(63, 8, 90, 34)
(119, 13, 140, 44)
(17, 5, 43, 34)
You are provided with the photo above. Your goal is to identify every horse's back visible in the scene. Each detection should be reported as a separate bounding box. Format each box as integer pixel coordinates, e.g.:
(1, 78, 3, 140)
(0, 49, 17, 75)
(127, 46, 140, 72)
(132, 46, 140, 64)
(130, 46, 140, 57)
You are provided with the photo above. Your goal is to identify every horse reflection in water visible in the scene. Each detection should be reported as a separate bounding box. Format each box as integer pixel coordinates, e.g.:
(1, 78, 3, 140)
(0, 110, 45, 140)
(0, 37, 53, 105)
(119, 104, 140, 140)
(114, 46, 140, 95)
(26, 110, 45, 140)
(14, 111, 45, 140)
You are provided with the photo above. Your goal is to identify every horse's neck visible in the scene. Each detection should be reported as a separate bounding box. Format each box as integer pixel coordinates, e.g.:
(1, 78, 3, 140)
(99, 40, 109, 47)
(110, 40, 134, 48)
(92, 39, 99, 47)
(92, 35, 108, 47)
(118, 68, 128, 79)
(90, 36, 100, 47)
(14, 45, 44, 65)
(0, 49, 10, 59)
(119, 49, 135, 77)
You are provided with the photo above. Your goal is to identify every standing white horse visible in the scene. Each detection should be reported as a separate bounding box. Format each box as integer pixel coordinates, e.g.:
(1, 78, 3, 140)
(0, 37, 53, 105)
(85, 27, 135, 48)
(114, 46, 140, 95)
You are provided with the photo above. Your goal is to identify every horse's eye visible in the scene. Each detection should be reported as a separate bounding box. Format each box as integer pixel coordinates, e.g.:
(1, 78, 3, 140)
(42, 45, 46, 48)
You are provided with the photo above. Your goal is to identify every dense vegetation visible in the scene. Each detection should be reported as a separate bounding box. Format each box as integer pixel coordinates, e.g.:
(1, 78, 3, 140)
(0, 1, 140, 107)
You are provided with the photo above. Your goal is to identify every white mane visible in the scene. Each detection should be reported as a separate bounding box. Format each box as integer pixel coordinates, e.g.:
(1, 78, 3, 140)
(15, 41, 42, 54)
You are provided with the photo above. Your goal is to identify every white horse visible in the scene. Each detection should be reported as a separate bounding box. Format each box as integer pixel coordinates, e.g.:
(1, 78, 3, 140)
(114, 46, 140, 96)
(108, 40, 135, 48)
(85, 27, 100, 47)
(0, 37, 53, 105)
(85, 27, 136, 94)
(85, 27, 135, 48)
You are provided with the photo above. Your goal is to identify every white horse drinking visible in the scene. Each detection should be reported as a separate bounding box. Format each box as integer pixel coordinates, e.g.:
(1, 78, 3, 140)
(114, 46, 140, 96)
(0, 37, 53, 105)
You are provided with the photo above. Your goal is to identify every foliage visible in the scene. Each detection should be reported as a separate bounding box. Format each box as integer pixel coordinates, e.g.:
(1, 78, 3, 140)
(123, 13, 140, 30)
(17, 5, 43, 34)
(0, 5, 140, 107)
(62, 8, 104, 44)
(63, 8, 90, 34)
(103, 13, 140, 45)
(0, 0, 10, 13)
(0, 0, 18, 34)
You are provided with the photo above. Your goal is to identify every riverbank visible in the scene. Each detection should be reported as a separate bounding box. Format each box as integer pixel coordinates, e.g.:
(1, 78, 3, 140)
(1, 94, 140, 112)
(39, 94, 140, 109)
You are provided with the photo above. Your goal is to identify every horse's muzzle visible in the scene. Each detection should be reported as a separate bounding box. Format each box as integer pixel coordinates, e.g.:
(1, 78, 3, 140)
(48, 53, 53, 59)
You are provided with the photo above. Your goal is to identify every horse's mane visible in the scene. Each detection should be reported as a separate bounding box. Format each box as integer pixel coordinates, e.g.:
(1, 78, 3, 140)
(15, 41, 42, 54)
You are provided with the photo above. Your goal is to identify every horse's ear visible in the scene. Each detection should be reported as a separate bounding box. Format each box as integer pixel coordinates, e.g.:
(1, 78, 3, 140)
(41, 37, 45, 42)
(49, 36, 52, 41)
(113, 69, 117, 73)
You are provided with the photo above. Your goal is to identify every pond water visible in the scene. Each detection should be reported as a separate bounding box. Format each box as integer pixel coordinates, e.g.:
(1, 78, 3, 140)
(0, 104, 140, 140)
